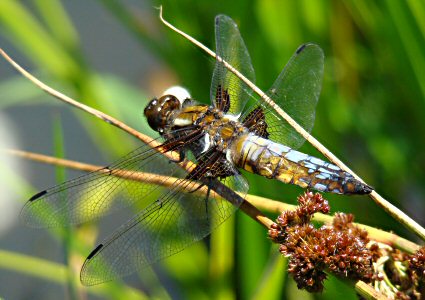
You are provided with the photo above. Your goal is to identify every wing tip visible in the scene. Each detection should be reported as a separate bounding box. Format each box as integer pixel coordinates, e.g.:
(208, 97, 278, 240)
(295, 43, 324, 58)
(80, 243, 106, 286)
(21, 190, 50, 228)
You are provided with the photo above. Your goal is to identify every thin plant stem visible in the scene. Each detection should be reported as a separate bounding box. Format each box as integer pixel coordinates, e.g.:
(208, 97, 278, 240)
(157, 6, 425, 242)
(0, 49, 151, 145)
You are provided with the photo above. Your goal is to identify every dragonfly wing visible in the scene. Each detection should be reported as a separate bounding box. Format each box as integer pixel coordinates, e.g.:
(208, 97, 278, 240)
(80, 162, 248, 285)
(21, 136, 192, 228)
(246, 43, 324, 149)
(210, 15, 256, 115)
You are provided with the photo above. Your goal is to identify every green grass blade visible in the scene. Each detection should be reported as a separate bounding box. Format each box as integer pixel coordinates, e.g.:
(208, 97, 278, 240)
(33, 0, 79, 50)
(0, 0, 78, 77)
(251, 249, 286, 300)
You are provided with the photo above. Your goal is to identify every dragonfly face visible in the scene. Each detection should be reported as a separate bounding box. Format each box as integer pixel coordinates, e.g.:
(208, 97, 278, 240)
(22, 14, 372, 286)
(144, 95, 181, 133)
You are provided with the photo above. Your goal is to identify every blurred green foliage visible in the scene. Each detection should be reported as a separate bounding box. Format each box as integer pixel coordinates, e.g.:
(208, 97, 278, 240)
(0, 0, 424, 299)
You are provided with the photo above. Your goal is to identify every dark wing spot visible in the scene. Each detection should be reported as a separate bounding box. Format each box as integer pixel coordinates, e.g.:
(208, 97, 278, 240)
(86, 244, 104, 260)
(242, 106, 269, 138)
(28, 190, 47, 202)
(296, 44, 307, 54)
(215, 85, 231, 113)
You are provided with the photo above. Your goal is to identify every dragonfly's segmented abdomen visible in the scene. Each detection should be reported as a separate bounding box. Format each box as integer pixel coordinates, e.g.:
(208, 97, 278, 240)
(231, 133, 371, 195)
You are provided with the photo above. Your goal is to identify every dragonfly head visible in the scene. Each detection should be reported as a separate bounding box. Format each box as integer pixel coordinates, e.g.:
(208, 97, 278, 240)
(144, 95, 181, 133)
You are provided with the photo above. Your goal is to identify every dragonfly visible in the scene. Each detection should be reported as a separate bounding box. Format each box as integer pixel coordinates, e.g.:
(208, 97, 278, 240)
(21, 15, 372, 286)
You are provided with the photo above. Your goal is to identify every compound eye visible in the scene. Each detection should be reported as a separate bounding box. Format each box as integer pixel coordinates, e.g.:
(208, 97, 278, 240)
(144, 95, 181, 132)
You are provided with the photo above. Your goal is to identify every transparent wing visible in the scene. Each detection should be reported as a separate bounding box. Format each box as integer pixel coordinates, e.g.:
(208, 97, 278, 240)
(20, 137, 191, 228)
(259, 43, 324, 149)
(80, 161, 248, 286)
(210, 14, 256, 115)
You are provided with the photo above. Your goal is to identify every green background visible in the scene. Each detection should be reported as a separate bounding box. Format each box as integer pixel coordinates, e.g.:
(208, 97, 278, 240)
(0, 0, 424, 299)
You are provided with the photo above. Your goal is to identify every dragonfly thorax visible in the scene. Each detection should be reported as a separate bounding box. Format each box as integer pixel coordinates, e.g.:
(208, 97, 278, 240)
(169, 104, 248, 156)
(200, 109, 247, 152)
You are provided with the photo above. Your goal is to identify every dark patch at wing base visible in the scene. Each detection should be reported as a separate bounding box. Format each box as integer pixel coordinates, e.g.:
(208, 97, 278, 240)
(242, 106, 269, 138)
(191, 147, 239, 179)
(215, 84, 231, 113)
(210, 15, 256, 116)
